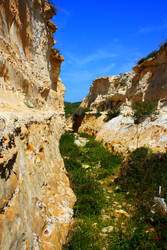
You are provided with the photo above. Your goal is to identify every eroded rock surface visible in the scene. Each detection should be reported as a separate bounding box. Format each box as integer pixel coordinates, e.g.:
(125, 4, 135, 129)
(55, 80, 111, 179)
(0, 0, 75, 249)
(79, 45, 167, 155)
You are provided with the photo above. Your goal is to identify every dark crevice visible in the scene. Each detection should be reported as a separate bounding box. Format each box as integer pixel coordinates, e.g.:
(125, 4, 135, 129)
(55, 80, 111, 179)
(0, 153, 17, 180)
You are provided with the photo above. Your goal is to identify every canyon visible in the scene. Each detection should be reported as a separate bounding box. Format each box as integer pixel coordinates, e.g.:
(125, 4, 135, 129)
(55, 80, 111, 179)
(1, 0, 167, 249)
(79, 44, 167, 155)
(0, 0, 75, 249)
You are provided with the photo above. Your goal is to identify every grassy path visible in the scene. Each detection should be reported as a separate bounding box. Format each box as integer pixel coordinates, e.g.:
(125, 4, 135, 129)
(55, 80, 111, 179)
(60, 133, 167, 249)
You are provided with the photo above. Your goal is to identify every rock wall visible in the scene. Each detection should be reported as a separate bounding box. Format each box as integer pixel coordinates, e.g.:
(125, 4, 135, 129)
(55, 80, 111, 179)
(0, 0, 75, 249)
(79, 44, 167, 155)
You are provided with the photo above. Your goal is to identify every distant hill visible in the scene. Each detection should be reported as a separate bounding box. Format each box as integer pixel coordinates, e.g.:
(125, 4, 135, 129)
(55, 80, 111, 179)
(64, 101, 81, 116)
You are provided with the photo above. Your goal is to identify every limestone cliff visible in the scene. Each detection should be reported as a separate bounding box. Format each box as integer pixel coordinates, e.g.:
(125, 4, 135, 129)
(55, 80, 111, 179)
(79, 44, 167, 155)
(0, 0, 75, 249)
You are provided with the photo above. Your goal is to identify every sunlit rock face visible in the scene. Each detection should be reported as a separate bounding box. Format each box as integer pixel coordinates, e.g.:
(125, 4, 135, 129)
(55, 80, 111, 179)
(0, 0, 75, 249)
(79, 45, 167, 155)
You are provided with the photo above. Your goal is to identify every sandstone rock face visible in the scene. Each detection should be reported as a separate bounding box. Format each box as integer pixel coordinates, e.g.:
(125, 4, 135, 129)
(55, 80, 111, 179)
(79, 45, 167, 155)
(0, 1, 75, 249)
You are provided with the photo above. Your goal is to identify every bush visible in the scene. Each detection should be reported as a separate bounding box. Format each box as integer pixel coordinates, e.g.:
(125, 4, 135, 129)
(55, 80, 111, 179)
(95, 110, 102, 118)
(137, 50, 158, 65)
(104, 105, 120, 122)
(132, 101, 157, 124)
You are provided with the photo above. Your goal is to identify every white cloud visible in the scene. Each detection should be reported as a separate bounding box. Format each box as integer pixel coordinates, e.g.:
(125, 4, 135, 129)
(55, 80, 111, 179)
(138, 23, 167, 34)
(66, 50, 117, 65)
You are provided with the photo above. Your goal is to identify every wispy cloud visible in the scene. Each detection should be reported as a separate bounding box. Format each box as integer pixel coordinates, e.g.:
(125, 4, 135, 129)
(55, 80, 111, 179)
(138, 23, 167, 34)
(66, 50, 117, 65)
(61, 8, 71, 16)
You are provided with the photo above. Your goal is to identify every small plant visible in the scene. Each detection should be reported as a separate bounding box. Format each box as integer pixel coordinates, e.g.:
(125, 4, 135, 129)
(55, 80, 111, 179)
(132, 101, 157, 124)
(137, 50, 158, 65)
(95, 110, 101, 118)
(104, 105, 120, 122)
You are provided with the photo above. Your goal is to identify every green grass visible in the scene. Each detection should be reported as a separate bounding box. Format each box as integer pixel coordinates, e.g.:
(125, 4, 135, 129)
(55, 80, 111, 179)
(132, 101, 158, 124)
(117, 147, 167, 249)
(60, 133, 122, 249)
(61, 133, 167, 249)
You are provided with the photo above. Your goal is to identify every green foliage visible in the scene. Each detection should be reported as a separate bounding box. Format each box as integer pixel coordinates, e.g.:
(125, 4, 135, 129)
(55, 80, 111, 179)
(132, 101, 157, 124)
(137, 50, 158, 65)
(117, 148, 167, 249)
(60, 133, 122, 249)
(64, 102, 81, 117)
(60, 133, 80, 159)
(137, 39, 167, 65)
(63, 218, 103, 250)
(78, 132, 92, 138)
(104, 105, 120, 122)
(95, 110, 102, 118)
(61, 132, 167, 248)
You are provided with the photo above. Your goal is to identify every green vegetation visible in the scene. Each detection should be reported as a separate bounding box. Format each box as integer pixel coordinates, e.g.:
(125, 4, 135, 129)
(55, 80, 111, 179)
(95, 110, 102, 118)
(137, 39, 167, 65)
(132, 101, 158, 124)
(60, 133, 122, 249)
(137, 50, 158, 65)
(64, 102, 81, 117)
(60, 133, 167, 249)
(117, 147, 167, 249)
(105, 104, 121, 122)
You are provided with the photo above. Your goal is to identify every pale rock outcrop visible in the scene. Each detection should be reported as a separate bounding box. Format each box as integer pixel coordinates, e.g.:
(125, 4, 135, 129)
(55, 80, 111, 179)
(79, 44, 167, 155)
(0, 0, 75, 249)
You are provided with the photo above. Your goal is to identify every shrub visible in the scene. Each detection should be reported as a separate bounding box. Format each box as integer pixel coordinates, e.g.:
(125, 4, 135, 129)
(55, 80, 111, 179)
(104, 105, 120, 122)
(132, 101, 157, 124)
(95, 110, 101, 118)
(137, 50, 158, 65)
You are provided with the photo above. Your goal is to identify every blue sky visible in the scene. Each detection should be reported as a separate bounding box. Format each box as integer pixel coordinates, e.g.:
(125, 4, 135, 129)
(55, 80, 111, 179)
(51, 0, 167, 102)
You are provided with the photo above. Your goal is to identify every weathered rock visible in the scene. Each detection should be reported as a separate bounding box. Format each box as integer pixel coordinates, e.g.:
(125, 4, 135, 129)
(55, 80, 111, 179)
(79, 45, 167, 155)
(0, 0, 75, 249)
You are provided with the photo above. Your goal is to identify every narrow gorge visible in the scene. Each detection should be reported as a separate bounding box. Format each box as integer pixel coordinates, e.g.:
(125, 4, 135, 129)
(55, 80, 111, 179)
(1, 0, 167, 249)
